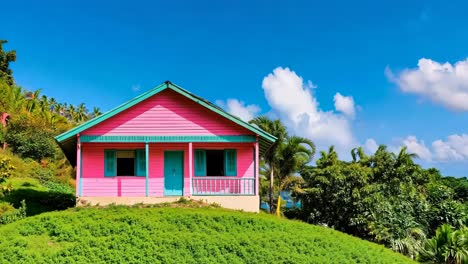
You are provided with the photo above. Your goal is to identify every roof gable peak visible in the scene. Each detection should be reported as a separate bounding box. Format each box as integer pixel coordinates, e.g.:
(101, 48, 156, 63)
(55, 81, 276, 144)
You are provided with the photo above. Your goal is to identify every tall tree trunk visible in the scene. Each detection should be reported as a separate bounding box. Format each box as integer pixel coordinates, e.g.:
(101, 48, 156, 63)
(269, 167, 274, 214)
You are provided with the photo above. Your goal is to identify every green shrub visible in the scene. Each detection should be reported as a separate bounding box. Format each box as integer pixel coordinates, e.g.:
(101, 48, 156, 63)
(42, 181, 74, 194)
(5, 116, 57, 161)
(31, 166, 54, 184)
(4, 188, 75, 216)
(0, 201, 15, 215)
(0, 157, 15, 183)
(0, 207, 414, 263)
(0, 200, 26, 224)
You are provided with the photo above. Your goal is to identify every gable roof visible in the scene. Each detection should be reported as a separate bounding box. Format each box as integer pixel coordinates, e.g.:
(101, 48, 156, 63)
(55, 81, 276, 165)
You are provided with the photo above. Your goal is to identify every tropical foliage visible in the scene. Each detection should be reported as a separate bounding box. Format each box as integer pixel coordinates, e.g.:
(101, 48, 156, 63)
(248, 114, 467, 262)
(285, 145, 468, 261)
(418, 224, 468, 264)
(0, 40, 89, 224)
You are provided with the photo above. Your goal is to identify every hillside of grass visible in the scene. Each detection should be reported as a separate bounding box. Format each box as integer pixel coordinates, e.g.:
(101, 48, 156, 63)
(0, 150, 75, 223)
(0, 205, 414, 264)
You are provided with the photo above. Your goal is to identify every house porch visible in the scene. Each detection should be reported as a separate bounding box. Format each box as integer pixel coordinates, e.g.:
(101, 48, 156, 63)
(75, 135, 260, 212)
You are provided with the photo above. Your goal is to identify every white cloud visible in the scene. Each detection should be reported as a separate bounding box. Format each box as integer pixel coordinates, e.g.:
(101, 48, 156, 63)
(364, 138, 379, 154)
(432, 134, 468, 161)
(387, 58, 468, 111)
(262, 67, 355, 152)
(389, 134, 468, 162)
(216, 99, 260, 122)
(131, 84, 141, 92)
(334, 93, 355, 117)
(402, 136, 432, 161)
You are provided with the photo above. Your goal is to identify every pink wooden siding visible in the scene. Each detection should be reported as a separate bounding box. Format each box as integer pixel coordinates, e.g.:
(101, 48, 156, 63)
(81, 143, 145, 178)
(83, 89, 252, 136)
(80, 142, 254, 197)
(81, 178, 146, 197)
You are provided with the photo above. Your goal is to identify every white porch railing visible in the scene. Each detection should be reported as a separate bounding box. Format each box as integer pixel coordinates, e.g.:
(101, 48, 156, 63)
(192, 177, 255, 196)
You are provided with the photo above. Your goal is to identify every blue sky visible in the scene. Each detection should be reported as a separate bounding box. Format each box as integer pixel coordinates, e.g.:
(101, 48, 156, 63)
(3, 0, 468, 176)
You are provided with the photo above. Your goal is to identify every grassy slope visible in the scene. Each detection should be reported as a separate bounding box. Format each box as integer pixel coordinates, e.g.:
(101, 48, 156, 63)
(0, 205, 413, 264)
(1, 177, 75, 216)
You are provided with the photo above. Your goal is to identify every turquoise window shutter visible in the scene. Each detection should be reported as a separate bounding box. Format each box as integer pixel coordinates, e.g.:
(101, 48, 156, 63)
(135, 149, 146, 176)
(224, 149, 237, 176)
(104, 150, 116, 177)
(194, 150, 206, 176)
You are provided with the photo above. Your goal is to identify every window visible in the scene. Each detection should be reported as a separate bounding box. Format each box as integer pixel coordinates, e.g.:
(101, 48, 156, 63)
(104, 149, 146, 177)
(194, 149, 237, 176)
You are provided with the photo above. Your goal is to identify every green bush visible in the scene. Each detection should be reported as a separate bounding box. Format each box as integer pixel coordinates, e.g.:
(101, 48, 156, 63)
(0, 157, 15, 184)
(31, 166, 54, 184)
(0, 200, 26, 224)
(0, 207, 414, 263)
(42, 181, 74, 194)
(4, 188, 75, 216)
(5, 117, 57, 161)
(0, 201, 15, 215)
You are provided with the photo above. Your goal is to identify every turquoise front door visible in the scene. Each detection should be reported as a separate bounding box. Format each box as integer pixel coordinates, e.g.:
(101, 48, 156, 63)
(164, 151, 184, 196)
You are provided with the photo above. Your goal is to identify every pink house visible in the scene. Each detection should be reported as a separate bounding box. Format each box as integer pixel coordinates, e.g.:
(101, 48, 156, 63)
(55, 81, 276, 212)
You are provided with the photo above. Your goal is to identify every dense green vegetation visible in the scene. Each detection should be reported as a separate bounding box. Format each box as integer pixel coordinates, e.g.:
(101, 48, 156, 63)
(252, 116, 468, 262)
(0, 205, 414, 264)
(290, 146, 467, 262)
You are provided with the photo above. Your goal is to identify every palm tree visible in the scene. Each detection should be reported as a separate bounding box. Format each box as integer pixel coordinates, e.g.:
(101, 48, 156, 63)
(390, 227, 426, 259)
(48, 97, 57, 112)
(55, 103, 64, 116)
(394, 146, 418, 168)
(277, 136, 315, 186)
(25, 89, 41, 113)
(76, 103, 88, 123)
(10, 86, 26, 112)
(39, 95, 49, 113)
(249, 116, 287, 213)
(418, 224, 468, 264)
(91, 107, 102, 118)
(316, 146, 339, 168)
(67, 104, 76, 122)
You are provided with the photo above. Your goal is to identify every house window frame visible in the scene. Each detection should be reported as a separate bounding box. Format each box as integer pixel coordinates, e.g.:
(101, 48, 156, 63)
(104, 149, 146, 177)
(194, 149, 237, 177)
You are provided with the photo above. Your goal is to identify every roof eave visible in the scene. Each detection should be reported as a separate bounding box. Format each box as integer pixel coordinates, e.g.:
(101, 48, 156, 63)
(55, 81, 277, 161)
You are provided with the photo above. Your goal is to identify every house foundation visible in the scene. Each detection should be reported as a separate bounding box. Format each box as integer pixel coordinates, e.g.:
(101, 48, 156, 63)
(76, 195, 260, 212)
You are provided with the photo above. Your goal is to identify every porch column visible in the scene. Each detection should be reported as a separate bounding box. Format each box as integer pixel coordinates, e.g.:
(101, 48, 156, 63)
(188, 142, 193, 196)
(145, 142, 149, 197)
(255, 136, 259, 196)
(76, 134, 81, 197)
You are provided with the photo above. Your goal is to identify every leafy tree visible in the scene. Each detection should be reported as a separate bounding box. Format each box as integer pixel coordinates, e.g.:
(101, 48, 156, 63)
(0, 40, 16, 86)
(441, 176, 468, 204)
(297, 146, 372, 236)
(426, 183, 467, 234)
(294, 143, 468, 258)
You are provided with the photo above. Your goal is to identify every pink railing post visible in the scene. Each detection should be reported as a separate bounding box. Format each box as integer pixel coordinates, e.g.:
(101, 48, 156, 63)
(76, 134, 81, 197)
(255, 138, 259, 196)
(188, 142, 193, 196)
